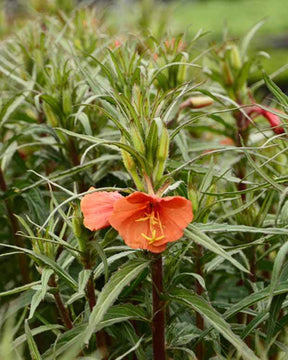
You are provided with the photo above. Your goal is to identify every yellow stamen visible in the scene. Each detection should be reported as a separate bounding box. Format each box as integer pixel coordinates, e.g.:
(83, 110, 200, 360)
(136, 208, 165, 244)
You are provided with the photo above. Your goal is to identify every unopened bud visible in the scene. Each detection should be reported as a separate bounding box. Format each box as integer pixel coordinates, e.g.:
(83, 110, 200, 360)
(187, 172, 198, 214)
(205, 185, 216, 208)
(156, 120, 169, 162)
(229, 45, 242, 70)
(154, 119, 169, 183)
(222, 62, 234, 86)
(130, 122, 146, 155)
(121, 137, 137, 173)
(72, 205, 90, 252)
(247, 106, 285, 135)
(261, 109, 285, 135)
(146, 119, 159, 168)
(121, 137, 145, 191)
(180, 96, 214, 110)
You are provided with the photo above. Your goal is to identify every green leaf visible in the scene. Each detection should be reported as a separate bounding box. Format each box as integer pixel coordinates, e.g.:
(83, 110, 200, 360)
(0, 281, 41, 297)
(78, 269, 91, 293)
(266, 294, 286, 346)
(117, 323, 145, 360)
(56, 128, 147, 170)
(84, 258, 150, 344)
(169, 288, 260, 360)
(25, 320, 42, 360)
(93, 250, 134, 280)
(263, 72, 288, 107)
(241, 311, 269, 340)
(41, 268, 54, 300)
(28, 290, 43, 320)
(241, 20, 265, 57)
(14, 324, 64, 347)
(115, 336, 143, 360)
(0, 243, 77, 290)
(269, 242, 288, 303)
(195, 223, 288, 235)
(243, 146, 284, 193)
(185, 224, 249, 273)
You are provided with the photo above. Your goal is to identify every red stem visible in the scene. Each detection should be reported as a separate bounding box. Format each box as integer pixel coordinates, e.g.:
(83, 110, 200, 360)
(195, 244, 204, 360)
(49, 276, 73, 329)
(151, 254, 166, 360)
(84, 256, 109, 359)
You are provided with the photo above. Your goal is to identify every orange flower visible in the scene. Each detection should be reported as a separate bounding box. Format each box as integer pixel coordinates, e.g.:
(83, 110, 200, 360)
(81, 188, 123, 231)
(109, 192, 193, 253)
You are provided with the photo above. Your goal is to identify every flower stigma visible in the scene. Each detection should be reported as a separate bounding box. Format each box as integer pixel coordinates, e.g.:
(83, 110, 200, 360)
(135, 204, 165, 244)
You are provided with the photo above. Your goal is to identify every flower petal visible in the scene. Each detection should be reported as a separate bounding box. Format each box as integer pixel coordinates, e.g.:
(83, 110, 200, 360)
(81, 188, 123, 231)
(109, 192, 193, 253)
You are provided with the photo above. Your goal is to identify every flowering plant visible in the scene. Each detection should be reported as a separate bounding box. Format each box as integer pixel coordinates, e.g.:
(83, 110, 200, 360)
(1, 2, 288, 360)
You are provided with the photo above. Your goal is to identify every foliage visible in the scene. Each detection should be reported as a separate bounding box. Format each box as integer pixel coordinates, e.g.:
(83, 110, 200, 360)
(1, 1, 288, 359)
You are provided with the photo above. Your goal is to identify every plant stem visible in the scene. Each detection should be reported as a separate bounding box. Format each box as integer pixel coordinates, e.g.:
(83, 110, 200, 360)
(151, 254, 166, 360)
(83, 254, 109, 360)
(68, 138, 86, 192)
(234, 109, 249, 202)
(195, 244, 204, 360)
(0, 168, 30, 284)
(49, 275, 73, 329)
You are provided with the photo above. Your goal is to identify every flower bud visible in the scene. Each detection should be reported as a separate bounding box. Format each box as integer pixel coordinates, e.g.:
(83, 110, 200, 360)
(180, 96, 214, 110)
(261, 109, 285, 135)
(222, 62, 234, 86)
(129, 121, 146, 155)
(121, 137, 137, 173)
(247, 106, 285, 134)
(154, 118, 169, 183)
(145, 119, 159, 169)
(72, 204, 90, 252)
(187, 172, 198, 214)
(229, 45, 242, 70)
(121, 137, 145, 191)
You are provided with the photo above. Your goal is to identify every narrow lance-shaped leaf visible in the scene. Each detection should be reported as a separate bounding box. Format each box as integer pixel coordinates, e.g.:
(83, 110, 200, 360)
(169, 288, 260, 360)
(0, 243, 77, 290)
(28, 290, 43, 320)
(263, 71, 288, 107)
(185, 224, 249, 273)
(84, 258, 150, 344)
(25, 320, 42, 360)
(0, 281, 41, 297)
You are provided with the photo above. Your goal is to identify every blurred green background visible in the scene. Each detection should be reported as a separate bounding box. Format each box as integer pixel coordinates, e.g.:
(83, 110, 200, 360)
(1, 0, 288, 86)
(172, 0, 288, 85)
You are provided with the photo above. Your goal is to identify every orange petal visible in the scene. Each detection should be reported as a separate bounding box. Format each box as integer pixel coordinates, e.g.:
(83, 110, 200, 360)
(158, 196, 193, 243)
(109, 192, 193, 253)
(109, 193, 150, 248)
(81, 188, 123, 231)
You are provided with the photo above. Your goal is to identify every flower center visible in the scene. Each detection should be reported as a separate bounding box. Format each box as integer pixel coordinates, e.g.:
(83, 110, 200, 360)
(135, 205, 165, 244)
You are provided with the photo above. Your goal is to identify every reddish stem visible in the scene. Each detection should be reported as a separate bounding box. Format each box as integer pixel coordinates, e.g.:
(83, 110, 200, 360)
(195, 244, 204, 360)
(151, 254, 166, 360)
(49, 276, 73, 329)
(84, 256, 109, 359)
(234, 109, 248, 202)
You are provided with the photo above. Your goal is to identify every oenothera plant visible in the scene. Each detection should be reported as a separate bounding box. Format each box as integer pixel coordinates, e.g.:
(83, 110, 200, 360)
(2, 1, 288, 359)
(70, 64, 259, 359)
